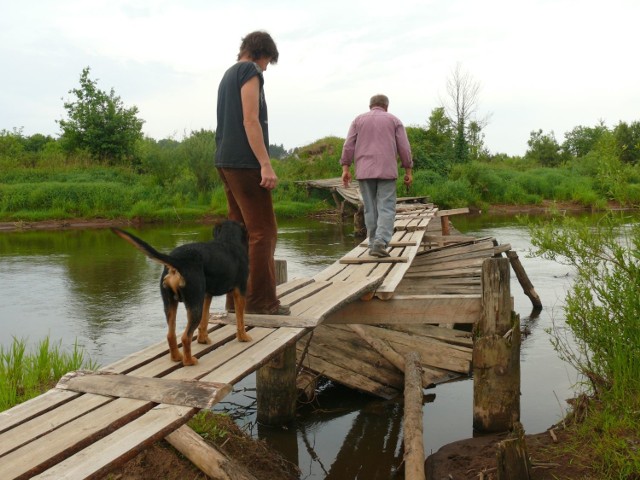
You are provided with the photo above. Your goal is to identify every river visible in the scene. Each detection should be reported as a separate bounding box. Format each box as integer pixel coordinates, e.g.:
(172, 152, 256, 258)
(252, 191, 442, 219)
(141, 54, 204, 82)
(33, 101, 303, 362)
(0, 214, 579, 479)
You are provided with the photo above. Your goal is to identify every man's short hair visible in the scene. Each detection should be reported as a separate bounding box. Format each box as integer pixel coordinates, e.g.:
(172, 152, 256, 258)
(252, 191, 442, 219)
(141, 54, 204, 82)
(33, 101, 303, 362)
(237, 31, 279, 64)
(369, 94, 389, 109)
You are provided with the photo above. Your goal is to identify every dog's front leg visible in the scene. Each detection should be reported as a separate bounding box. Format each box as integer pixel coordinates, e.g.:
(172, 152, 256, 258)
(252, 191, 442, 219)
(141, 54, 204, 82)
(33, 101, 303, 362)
(197, 294, 213, 345)
(233, 288, 251, 342)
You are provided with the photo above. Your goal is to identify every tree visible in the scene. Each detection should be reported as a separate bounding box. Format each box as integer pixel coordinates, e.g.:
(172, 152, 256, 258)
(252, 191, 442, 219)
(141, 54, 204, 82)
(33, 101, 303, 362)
(562, 121, 609, 158)
(525, 129, 566, 167)
(441, 63, 489, 163)
(613, 120, 640, 165)
(58, 67, 144, 164)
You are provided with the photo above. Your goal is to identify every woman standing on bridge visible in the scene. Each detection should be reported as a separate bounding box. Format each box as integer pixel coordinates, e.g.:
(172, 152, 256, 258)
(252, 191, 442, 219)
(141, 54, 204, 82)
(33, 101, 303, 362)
(215, 31, 289, 316)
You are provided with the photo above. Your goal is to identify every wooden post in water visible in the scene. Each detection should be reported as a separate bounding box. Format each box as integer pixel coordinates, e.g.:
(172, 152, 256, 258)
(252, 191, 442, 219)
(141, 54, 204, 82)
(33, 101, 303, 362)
(473, 257, 521, 433)
(256, 259, 297, 426)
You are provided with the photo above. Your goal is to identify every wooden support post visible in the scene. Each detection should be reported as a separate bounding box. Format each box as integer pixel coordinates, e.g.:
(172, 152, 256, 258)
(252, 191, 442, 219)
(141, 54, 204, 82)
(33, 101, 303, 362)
(440, 215, 450, 236)
(496, 422, 532, 479)
(473, 258, 521, 433)
(403, 351, 426, 480)
(505, 250, 542, 309)
(256, 260, 297, 426)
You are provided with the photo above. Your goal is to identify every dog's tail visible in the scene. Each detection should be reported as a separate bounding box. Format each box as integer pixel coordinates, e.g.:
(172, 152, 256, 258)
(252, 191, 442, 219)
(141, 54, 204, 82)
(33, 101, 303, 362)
(111, 227, 177, 270)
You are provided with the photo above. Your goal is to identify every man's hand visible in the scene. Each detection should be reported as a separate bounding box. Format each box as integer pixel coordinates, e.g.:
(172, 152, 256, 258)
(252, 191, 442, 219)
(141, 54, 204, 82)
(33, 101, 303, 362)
(342, 170, 352, 188)
(403, 171, 413, 193)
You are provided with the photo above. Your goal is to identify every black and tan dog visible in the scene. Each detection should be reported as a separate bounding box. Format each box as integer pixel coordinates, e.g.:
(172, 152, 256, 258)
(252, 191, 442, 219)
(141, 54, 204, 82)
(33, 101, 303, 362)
(111, 220, 251, 366)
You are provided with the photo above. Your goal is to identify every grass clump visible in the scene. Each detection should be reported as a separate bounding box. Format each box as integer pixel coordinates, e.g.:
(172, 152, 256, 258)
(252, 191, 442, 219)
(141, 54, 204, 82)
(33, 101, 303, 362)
(530, 213, 640, 477)
(0, 336, 98, 411)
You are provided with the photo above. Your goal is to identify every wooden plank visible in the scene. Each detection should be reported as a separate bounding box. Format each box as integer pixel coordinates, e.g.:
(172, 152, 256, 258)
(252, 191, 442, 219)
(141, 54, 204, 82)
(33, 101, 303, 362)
(323, 295, 481, 325)
(376, 229, 427, 299)
(33, 404, 196, 480)
(0, 393, 110, 458)
(200, 327, 307, 385)
(0, 397, 152, 479)
(339, 256, 408, 264)
(279, 280, 332, 307)
(275, 276, 315, 297)
(355, 325, 471, 374)
(103, 324, 236, 374)
(0, 389, 79, 435)
(294, 275, 384, 321)
(55, 371, 232, 409)
(297, 351, 399, 399)
(300, 325, 401, 385)
(213, 312, 318, 328)
(381, 324, 473, 348)
(435, 207, 470, 216)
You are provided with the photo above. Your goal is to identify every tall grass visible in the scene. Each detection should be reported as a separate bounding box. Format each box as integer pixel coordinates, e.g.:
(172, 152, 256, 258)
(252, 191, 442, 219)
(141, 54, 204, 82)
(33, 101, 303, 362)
(530, 213, 640, 475)
(0, 337, 98, 411)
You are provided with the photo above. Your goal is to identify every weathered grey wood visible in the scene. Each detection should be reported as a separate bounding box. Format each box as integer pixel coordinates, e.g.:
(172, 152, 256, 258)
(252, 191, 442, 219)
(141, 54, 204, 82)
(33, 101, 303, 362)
(403, 351, 426, 480)
(33, 404, 196, 480)
(0, 389, 80, 435)
(294, 275, 384, 321)
(257, 346, 298, 425)
(55, 371, 232, 409)
(322, 295, 481, 325)
(435, 207, 470, 217)
(166, 425, 258, 480)
(214, 312, 318, 328)
(355, 324, 471, 374)
(506, 250, 542, 308)
(473, 258, 521, 433)
(496, 423, 532, 480)
(339, 256, 409, 264)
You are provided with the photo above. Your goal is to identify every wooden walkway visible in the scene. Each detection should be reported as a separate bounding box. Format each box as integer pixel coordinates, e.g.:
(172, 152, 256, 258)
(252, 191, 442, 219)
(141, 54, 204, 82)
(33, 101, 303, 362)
(0, 200, 517, 479)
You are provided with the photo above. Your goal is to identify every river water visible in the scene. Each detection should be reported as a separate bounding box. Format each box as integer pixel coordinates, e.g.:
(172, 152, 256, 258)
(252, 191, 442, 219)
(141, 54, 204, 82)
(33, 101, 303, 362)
(0, 215, 579, 479)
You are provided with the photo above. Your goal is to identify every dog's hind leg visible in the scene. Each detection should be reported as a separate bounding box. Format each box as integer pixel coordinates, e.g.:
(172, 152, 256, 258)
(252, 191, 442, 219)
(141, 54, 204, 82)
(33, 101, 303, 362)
(164, 301, 183, 363)
(197, 294, 213, 345)
(180, 310, 199, 366)
(232, 288, 251, 342)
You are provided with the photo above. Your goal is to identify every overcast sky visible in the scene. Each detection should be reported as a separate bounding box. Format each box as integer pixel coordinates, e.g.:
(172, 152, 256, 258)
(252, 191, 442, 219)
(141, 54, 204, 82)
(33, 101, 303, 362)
(1, 0, 638, 156)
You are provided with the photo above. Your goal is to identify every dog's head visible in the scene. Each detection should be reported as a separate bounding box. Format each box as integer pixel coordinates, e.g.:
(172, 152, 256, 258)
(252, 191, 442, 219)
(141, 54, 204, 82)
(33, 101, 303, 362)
(213, 220, 248, 250)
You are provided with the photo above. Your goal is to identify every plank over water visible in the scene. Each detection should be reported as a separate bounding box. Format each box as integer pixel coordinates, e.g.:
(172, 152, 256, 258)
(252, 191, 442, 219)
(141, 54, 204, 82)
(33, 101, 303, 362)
(0, 324, 309, 479)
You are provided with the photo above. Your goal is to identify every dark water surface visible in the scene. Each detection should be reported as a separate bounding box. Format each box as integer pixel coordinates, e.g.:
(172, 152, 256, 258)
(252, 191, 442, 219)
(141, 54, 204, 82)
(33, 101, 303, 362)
(0, 215, 578, 479)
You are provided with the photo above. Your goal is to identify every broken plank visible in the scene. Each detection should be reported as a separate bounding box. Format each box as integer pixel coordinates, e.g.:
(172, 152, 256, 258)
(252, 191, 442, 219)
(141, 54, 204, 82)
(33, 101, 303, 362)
(55, 371, 232, 409)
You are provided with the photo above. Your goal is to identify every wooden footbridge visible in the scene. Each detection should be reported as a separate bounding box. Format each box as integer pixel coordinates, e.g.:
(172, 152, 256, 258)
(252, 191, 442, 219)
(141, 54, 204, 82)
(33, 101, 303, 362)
(0, 196, 538, 479)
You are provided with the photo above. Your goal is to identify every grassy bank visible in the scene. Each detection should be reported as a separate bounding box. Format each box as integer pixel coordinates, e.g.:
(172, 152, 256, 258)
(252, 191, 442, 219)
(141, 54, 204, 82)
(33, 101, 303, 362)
(2, 134, 640, 224)
(0, 337, 98, 411)
(530, 213, 640, 477)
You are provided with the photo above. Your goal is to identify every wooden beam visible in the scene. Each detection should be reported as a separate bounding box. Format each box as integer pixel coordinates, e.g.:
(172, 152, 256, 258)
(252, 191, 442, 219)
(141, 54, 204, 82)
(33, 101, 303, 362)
(55, 371, 231, 409)
(403, 351, 426, 480)
(322, 295, 481, 325)
(435, 207, 470, 217)
(166, 426, 258, 480)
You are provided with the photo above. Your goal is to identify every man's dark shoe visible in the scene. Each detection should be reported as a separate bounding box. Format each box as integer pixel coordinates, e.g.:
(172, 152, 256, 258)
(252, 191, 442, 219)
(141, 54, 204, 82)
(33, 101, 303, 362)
(369, 244, 390, 258)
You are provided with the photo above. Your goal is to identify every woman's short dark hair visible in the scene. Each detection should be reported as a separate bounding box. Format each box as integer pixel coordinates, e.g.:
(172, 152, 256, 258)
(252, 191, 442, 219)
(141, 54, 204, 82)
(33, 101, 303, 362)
(237, 31, 279, 64)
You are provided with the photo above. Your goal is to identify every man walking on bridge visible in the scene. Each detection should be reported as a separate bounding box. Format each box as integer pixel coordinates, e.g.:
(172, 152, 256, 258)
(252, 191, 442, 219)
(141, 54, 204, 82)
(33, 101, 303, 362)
(340, 94, 413, 257)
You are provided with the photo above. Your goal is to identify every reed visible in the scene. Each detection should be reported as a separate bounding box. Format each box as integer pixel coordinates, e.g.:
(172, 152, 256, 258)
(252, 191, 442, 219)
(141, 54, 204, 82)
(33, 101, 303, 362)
(0, 337, 97, 411)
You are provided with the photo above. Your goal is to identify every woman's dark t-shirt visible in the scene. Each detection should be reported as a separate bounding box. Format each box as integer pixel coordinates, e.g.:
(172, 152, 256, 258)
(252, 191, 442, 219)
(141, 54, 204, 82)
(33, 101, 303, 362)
(215, 61, 269, 168)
